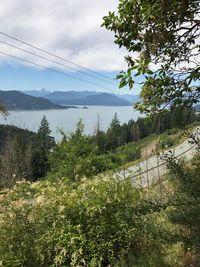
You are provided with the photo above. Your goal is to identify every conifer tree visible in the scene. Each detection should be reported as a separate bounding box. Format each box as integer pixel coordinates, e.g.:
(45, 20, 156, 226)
(107, 113, 122, 149)
(36, 116, 53, 177)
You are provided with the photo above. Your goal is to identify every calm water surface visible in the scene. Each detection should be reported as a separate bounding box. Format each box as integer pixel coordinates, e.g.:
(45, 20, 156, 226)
(0, 106, 143, 140)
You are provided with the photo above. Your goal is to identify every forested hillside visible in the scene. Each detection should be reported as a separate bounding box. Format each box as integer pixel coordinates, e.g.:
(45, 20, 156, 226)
(0, 109, 200, 266)
(0, 0, 200, 266)
(0, 118, 55, 188)
(1, 107, 197, 187)
(0, 90, 65, 110)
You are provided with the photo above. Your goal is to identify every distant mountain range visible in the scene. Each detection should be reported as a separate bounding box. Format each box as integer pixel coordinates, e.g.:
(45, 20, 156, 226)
(0, 90, 140, 111)
(21, 88, 50, 98)
(23, 89, 140, 106)
(52, 93, 131, 106)
(0, 90, 65, 110)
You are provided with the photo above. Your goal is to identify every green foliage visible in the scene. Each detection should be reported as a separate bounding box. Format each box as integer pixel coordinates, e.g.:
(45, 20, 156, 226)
(1, 119, 200, 266)
(167, 155, 200, 252)
(1, 108, 197, 188)
(159, 134, 178, 149)
(0, 122, 55, 188)
(0, 125, 37, 153)
(36, 116, 54, 178)
(106, 113, 122, 149)
(50, 117, 142, 181)
(98, 108, 196, 152)
(38, 115, 51, 137)
(103, 0, 200, 113)
(50, 109, 197, 181)
(0, 126, 38, 187)
(165, 128, 179, 136)
(116, 142, 141, 163)
(50, 119, 99, 181)
(0, 178, 166, 267)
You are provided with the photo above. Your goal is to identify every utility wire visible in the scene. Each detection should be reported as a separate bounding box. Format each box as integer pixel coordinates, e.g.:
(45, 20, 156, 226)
(0, 40, 117, 87)
(0, 50, 115, 91)
(0, 31, 117, 83)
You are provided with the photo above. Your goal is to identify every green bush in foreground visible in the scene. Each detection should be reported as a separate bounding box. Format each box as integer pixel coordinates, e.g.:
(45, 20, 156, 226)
(167, 155, 200, 255)
(0, 177, 167, 267)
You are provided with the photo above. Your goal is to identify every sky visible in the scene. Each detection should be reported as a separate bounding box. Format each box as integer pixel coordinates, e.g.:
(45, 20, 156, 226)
(0, 0, 140, 94)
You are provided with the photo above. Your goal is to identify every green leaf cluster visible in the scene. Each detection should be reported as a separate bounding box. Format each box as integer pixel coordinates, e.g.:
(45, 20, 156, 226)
(103, 0, 200, 113)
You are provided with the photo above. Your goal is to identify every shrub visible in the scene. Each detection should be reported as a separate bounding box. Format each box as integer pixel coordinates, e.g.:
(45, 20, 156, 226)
(116, 142, 141, 163)
(0, 177, 164, 267)
(159, 134, 177, 149)
(165, 128, 179, 135)
(167, 155, 200, 252)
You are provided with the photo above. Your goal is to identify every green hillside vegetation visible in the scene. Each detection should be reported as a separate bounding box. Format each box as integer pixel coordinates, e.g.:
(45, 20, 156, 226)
(0, 118, 55, 188)
(0, 106, 200, 266)
(1, 139, 200, 266)
(46, 107, 200, 182)
(1, 0, 200, 265)
(0, 107, 198, 187)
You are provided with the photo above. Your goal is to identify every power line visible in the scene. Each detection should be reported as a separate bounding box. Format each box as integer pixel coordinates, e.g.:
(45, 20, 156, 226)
(0, 40, 117, 87)
(0, 31, 117, 83)
(0, 50, 115, 91)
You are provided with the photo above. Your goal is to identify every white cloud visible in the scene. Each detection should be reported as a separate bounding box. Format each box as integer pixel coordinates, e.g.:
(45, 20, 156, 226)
(0, 0, 127, 71)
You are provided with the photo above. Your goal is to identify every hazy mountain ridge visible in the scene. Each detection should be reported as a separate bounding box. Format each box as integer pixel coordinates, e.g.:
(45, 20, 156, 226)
(52, 93, 131, 106)
(43, 90, 99, 100)
(23, 89, 140, 106)
(21, 89, 51, 97)
(0, 90, 66, 110)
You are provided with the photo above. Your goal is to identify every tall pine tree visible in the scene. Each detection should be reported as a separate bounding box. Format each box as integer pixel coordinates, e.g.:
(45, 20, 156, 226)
(36, 116, 53, 177)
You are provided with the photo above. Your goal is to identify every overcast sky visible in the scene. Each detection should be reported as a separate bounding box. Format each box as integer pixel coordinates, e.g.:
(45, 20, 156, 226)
(0, 0, 138, 93)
